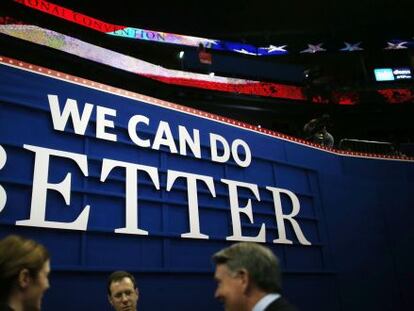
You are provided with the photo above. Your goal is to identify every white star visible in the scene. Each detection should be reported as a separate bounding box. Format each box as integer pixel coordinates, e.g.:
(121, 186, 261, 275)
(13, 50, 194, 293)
(233, 48, 257, 56)
(384, 41, 408, 49)
(199, 39, 218, 48)
(300, 43, 326, 53)
(340, 42, 363, 51)
(262, 44, 288, 53)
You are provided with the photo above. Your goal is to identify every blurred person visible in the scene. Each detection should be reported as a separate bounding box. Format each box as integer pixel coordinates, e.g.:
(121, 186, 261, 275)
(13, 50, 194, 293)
(303, 114, 334, 147)
(107, 271, 139, 311)
(0, 234, 50, 311)
(213, 242, 297, 311)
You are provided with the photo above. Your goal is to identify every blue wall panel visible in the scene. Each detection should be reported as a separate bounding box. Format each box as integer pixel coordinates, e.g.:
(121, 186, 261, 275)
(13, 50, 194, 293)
(0, 58, 413, 311)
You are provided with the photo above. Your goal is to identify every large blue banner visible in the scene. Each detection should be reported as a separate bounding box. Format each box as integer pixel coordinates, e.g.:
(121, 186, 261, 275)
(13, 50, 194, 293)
(0, 56, 413, 311)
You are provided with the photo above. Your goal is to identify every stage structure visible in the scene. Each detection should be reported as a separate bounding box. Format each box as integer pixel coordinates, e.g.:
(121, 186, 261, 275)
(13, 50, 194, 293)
(0, 56, 413, 311)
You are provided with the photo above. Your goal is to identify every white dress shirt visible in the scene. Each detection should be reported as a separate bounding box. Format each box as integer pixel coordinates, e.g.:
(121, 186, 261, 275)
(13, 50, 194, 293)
(252, 293, 281, 311)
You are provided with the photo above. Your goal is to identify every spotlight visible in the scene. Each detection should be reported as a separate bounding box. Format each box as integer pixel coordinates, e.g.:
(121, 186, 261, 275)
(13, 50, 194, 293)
(178, 51, 184, 59)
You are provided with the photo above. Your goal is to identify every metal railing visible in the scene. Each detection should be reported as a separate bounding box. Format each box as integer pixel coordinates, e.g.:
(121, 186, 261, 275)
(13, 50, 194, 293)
(338, 138, 397, 155)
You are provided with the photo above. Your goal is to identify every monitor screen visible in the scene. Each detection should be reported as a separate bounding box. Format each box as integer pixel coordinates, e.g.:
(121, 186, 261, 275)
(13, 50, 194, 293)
(374, 68, 394, 81)
(374, 67, 412, 81)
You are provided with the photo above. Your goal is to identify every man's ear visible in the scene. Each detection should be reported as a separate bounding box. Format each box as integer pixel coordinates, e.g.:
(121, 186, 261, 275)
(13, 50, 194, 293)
(135, 288, 139, 300)
(17, 268, 31, 289)
(237, 269, 250, 292)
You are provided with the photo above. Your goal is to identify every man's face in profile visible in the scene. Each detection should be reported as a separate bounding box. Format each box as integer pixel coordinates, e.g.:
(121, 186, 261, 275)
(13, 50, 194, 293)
(108, 277, 139, 311)
(214, 264, 247, 311)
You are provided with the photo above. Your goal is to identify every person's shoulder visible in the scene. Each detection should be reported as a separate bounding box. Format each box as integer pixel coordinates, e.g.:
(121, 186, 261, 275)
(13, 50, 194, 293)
(266, 297, 298, 311)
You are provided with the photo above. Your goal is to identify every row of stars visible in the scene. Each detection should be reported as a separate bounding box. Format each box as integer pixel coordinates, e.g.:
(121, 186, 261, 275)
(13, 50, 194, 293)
(232, 41, 411, 55)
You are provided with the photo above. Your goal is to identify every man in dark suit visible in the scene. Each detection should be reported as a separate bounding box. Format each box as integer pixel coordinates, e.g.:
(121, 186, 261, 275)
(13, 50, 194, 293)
(213, 242, 297, 311)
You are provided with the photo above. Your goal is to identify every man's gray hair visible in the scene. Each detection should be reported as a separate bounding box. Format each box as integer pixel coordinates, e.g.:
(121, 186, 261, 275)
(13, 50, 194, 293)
(212, 242, 282, 293)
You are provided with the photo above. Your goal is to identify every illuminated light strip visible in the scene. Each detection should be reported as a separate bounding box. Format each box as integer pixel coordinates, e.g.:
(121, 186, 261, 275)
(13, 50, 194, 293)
(0, 24, 305, 100)
(13, 0, 124, 32)
(331, 91, 359, 105)
(1, 55, 411, 162)
(13, 0, 287, 56)
(145, 75, 305, 101)
(377, 89, 414, 104)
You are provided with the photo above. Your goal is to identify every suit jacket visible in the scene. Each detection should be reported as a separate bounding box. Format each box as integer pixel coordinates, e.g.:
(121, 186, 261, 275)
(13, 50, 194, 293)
(265, 297, 298, 311)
